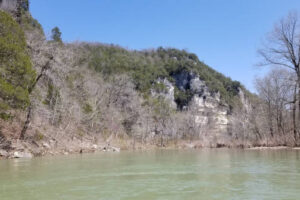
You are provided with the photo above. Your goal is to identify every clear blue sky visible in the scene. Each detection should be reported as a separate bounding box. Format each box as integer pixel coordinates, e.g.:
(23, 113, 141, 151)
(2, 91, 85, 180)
(30, 0, 300, 92)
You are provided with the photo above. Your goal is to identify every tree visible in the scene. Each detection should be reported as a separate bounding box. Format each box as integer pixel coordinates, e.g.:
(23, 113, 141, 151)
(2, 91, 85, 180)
(51, 26, 62, 43)
(147, 96, 174, 146)
(258, 11, 300, 139)
(0, 11, 36, 119)
(255, 68, 296, 143)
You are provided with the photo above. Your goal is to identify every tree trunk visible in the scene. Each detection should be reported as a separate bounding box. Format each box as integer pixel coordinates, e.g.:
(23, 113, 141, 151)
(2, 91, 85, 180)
(267, 102, 274, 137)
(20, 104, 32, 140)
(20, 57, 53, 140)
(28, 56, 53, 94)
(298, 75, 300, 131)
(279, 108, 284, 135)
(296, 73, 300, 144)
(293, 84, 297, 144)
(276, 107, 280, 135)
(160, 129, 164, 147)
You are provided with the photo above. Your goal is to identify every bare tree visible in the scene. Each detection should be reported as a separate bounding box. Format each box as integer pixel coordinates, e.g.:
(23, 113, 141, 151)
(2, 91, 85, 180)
(147, 96, 174, 147)
(255, 76, 274, 138)
(258, 11, 300, 139)
(255, 68, 296, 144)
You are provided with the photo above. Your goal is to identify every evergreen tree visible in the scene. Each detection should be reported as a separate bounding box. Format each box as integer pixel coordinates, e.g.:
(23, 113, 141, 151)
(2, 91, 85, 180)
(0, 11, 36, 119)
(51, 26, 62, 43)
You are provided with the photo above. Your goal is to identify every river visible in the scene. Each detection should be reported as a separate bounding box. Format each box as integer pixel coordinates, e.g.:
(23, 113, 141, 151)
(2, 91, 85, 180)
(0, 149, 300, 200)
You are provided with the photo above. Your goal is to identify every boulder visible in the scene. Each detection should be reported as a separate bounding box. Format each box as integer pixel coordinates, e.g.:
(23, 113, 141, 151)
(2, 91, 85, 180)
(184, 143, 195, 149)
(102, 146, 120, 152)
(112, 147, 120, 152)
(0, 149, 9, 157)
(42, 142, 51, 149)
(13, 151, 33, 158)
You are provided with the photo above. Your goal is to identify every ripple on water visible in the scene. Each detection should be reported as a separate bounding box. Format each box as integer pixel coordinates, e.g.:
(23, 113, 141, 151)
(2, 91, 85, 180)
(0, 149, 300, 200)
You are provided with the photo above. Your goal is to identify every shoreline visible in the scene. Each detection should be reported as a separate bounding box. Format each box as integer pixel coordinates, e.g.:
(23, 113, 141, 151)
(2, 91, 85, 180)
(1, 143, 300, 160)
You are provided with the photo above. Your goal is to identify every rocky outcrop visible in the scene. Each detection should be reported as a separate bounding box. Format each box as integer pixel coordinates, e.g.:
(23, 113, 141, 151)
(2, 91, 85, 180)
(191, 95, 228, 129)
(189, 77, 230, 140)
(0, 0, 17, 12)
(157, 70, 251, 144)
(173, 71, 196, 90)
(151, 78, 177, 108)
(0, 0, 28, 12)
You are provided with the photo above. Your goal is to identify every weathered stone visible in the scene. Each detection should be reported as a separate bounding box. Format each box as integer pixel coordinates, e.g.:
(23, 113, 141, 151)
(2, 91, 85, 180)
(102, 146, 120, 152)
(42, 142, 51, 149)
(173, 71, 196, 90)
(0, 0, 17, 12)
(184, 143, 195, 149)
(190, 77, 207, 95)
(112, 147, 120, 152)
(0, 149, 8, 157)
(13, 151, 33, 158)
(151, 78, 176, 108)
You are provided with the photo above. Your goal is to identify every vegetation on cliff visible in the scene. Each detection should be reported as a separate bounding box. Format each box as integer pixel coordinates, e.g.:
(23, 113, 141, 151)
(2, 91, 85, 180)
(86, 44, 243, 109)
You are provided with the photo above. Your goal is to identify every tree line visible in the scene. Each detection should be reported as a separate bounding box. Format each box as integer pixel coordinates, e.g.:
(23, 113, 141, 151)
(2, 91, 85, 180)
(256, 12, 300, 145)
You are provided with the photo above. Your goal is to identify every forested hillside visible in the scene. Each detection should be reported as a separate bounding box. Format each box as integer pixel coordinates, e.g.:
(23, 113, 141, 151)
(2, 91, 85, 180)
(0, 1, 299, 158)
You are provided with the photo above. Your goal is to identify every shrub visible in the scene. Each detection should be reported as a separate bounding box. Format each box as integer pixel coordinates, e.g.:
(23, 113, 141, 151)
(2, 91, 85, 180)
(0, 112, 13, 121)
(83, 103, 93, 114)
(43, 82, 60, 109)
(20, 11, 44, 34)
(34, 130, 44, 141)
(174, 88, 193, 109)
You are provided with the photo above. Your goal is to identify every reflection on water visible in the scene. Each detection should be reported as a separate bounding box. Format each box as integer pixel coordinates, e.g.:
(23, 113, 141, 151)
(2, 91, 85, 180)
(0, 149, 300, 200)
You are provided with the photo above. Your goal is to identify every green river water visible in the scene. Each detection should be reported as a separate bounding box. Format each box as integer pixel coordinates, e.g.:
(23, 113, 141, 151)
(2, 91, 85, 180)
(0, 149, 300, 200)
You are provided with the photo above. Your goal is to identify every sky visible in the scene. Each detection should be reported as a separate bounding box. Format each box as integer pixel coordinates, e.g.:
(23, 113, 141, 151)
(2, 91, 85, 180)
(30, 0, 300, 92)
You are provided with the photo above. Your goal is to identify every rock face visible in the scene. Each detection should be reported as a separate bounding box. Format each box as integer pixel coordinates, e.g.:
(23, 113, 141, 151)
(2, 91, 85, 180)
(157, 70, 245, 142)
(188, 76, 230, 139)
(0, 0, 28, 12)
(0, 0, 17, 12)
(151, 78, 177, 108)
(173, 71, 195, 90)
(190, 76, 209, 95)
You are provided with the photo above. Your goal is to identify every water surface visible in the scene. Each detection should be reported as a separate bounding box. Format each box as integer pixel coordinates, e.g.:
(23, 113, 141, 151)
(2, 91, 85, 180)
(0, 149, 300, 200)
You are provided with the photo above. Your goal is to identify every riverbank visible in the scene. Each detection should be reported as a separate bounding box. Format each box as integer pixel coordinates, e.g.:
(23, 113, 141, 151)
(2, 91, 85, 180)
(1, 138, 300, 159)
